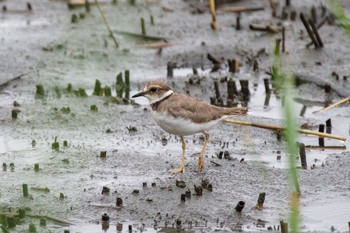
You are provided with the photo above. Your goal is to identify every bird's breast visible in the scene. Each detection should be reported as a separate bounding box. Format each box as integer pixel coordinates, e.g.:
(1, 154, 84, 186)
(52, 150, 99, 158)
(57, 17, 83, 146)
(150, 109, 222, 136)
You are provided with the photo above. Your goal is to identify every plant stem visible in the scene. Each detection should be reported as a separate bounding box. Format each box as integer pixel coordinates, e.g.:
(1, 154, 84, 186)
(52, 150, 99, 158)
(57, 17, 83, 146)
(271, 47, 300, 232)
(283, 78, 300, 232)
(223, 119, 346, 141)
(95, 0, 119, 48)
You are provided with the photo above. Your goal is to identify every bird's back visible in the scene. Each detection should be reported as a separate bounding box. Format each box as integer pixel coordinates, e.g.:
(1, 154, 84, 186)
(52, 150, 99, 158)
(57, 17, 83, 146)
(152, 92, 247, 124)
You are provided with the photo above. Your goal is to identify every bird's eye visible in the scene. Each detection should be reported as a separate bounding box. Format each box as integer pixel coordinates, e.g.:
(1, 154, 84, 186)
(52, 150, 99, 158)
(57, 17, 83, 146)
(150, 88, 157, 93)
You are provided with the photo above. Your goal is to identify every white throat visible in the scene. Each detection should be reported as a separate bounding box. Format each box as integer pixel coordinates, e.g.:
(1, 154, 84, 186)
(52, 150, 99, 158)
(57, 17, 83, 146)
(149, 90, 173, 104)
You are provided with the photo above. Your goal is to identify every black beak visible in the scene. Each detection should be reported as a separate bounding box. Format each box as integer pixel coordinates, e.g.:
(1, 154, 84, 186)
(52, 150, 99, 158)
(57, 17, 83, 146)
(132, 91, 146, 98)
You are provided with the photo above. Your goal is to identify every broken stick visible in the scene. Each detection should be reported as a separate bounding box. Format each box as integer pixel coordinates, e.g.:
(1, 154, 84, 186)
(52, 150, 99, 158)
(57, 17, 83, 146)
(139, 42, 174, 49)
(316, 96, 350, 113)
(113, 30, 169, 41)
(224, 119, 347, 141)
(209, 0, 216, 30)
(217, 6, 264, 14)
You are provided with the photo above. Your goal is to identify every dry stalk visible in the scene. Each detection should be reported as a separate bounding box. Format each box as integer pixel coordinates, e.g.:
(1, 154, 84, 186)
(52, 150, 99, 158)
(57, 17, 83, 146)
(224, 119, 347, 141)
(95, 0, 119, 48)
(217, 6, 264, 13)
(209, 0, 216, 30)
(140, 42, 174, 49)
(316, 96, 350, 113)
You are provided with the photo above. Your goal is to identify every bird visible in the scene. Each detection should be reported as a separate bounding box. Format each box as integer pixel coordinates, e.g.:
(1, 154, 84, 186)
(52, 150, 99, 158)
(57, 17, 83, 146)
(132, 80, 247, 173)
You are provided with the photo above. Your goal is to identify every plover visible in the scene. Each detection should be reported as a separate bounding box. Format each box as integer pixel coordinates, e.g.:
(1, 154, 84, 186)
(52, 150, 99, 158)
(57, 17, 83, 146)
(132, 80, 247, 173)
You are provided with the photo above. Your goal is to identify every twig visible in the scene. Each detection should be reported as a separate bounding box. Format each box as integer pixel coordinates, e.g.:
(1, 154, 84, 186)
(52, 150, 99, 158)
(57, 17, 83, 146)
(315, 96, 350, 113)
(306, 15, 329, 47)
(89, 203, 132, 211)
(249, 24, 280, 33)
(209, 0, 216, 30)
(67, 0, 110, 8)
(316, 15, 329, 29)
(30, 187, 50, 192)
(300, 13, 320, 48)
(139, 42, 174, 49)
(0, 71, 34, 90)
(113, 30, 169, 41)
(95, 0, 119, 48)
(210, 160, 221, 166)
(89, 203, 116, 208)
(217, 6, 264, 13)
(224, 119, 347, 141)
(308, 19, 323, 47)
(304, 145, 346, 150)
(26, 214, 74, 225)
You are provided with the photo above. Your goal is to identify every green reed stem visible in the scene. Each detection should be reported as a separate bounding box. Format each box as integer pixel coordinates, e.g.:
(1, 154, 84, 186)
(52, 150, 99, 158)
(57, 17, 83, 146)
(272, 50, 300, 233)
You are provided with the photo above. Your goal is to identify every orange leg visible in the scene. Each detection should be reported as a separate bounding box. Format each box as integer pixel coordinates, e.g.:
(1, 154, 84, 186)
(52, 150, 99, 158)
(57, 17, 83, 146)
(169, 136, 185, 173)
(198, 131, 209, 173)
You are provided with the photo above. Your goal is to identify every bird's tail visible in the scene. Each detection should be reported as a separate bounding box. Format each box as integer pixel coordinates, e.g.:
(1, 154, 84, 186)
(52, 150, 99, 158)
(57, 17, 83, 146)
(223, 107, 248, 116)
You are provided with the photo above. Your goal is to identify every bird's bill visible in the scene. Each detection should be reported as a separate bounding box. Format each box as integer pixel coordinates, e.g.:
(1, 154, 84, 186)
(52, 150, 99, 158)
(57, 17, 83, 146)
(132, 91, 146, 98)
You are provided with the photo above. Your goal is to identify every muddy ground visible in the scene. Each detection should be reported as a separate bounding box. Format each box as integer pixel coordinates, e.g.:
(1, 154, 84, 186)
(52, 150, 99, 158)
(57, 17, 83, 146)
(1, 0, 350, 232)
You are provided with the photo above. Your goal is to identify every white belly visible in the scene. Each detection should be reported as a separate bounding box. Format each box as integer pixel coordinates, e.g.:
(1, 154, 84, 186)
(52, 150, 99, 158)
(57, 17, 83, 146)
(150, 109, 223, 136)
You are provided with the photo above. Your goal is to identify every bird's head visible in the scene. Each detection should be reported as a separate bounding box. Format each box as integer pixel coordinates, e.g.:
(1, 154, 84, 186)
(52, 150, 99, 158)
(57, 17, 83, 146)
(132, 81, 173, 104)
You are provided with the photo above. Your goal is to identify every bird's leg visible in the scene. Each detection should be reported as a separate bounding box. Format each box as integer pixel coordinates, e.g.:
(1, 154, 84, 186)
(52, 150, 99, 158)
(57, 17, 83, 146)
(198, 131, 209, 173)
(169, 136, 185, 173)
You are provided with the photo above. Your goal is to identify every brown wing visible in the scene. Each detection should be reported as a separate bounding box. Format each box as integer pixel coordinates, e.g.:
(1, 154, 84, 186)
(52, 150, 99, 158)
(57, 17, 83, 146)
(155, 93, 246, 123)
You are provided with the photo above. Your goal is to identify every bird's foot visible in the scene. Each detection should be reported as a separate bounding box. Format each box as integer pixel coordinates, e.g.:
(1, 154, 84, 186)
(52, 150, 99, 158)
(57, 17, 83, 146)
(169, 166, 184, 174)
(198, 156, 204, 173)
